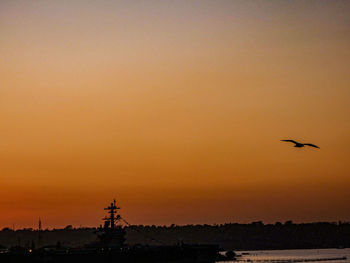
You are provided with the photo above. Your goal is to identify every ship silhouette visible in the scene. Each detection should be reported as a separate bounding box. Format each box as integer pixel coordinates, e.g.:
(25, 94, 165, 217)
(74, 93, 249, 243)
(95, 199, 126, 248)
(0, 200, 226, 263)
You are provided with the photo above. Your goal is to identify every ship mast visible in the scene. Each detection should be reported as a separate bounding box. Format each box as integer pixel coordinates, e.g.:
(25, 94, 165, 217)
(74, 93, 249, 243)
(98, 199, 126, 248)
(103, 199, 121, 229)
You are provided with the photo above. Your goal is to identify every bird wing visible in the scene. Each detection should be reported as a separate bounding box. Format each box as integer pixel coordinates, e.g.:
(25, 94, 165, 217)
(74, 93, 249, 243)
(281, 139, 298, 144)
(304, 143, 320, 149)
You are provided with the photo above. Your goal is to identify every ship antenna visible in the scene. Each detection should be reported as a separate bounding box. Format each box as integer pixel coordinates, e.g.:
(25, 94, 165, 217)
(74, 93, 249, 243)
(103, 198, 121, 229)
(38, 217, 42, 247)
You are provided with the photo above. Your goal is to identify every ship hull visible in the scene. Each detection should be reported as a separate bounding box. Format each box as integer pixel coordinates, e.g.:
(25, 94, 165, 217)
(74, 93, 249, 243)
(0, 244, 219, 263)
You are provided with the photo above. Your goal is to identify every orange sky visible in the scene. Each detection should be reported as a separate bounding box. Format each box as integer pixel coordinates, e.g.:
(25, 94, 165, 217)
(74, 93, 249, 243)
(1, 0, 350, 228)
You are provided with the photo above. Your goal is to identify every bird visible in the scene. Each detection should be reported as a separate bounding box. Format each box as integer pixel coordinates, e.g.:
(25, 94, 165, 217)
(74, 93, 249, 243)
(281, 139, 320, 149)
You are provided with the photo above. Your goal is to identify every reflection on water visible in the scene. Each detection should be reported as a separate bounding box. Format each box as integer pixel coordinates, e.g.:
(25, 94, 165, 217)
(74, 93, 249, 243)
(220, 248, 350, 263)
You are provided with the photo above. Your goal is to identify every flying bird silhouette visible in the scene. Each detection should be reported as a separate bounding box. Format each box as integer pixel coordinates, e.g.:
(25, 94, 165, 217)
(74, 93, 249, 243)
(281, 140, 320, 149)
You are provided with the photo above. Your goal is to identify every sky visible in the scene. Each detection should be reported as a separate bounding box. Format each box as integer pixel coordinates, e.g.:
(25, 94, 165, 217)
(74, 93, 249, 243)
(1, 0, 350, 229)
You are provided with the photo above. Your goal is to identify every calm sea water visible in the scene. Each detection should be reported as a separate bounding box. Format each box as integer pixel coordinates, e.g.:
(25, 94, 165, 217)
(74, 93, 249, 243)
(219, 248, 350, 263)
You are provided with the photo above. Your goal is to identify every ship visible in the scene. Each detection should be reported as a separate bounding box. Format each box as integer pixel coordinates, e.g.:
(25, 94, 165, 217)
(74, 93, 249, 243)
(0, 200, 230, 263)
(95, 199, 126, 248)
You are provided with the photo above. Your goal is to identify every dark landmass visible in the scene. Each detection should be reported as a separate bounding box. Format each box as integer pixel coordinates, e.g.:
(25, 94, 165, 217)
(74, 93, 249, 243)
(0, 221, 349, 250)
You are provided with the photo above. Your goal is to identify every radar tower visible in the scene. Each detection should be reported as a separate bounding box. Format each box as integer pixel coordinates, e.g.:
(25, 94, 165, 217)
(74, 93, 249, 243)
(103, 199, 121, 229)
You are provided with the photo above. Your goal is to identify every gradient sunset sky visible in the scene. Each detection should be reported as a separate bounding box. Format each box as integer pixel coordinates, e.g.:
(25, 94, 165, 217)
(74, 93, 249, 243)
(1, 0, 350, 228)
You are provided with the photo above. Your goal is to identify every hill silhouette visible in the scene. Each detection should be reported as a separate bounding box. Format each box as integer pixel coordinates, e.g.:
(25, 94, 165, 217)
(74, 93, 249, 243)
(0, 221, 349, 250)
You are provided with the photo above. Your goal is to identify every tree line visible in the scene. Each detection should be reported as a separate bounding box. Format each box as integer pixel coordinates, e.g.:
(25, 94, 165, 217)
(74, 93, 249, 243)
(0, 221, 349, 250)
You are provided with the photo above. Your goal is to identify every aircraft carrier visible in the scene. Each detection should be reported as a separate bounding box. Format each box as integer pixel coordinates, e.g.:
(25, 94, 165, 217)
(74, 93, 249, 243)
(0, 200, 230, 263)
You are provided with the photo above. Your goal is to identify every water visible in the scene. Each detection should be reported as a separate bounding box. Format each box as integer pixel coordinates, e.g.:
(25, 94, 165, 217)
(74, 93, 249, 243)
(220, 248, 350, 263)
